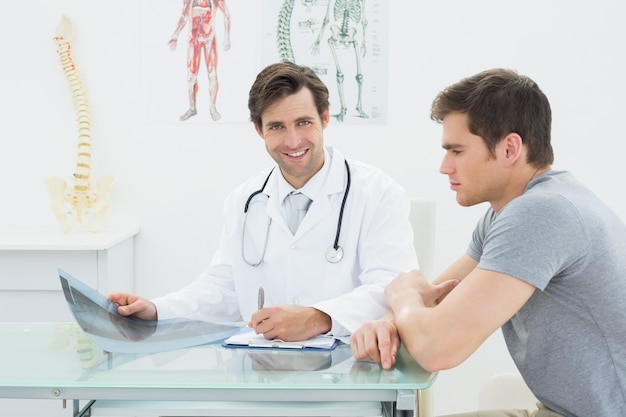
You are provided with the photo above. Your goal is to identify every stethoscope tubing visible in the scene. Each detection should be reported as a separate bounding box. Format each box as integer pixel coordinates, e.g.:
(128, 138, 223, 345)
(332, 160, 351, 252)
(242, 161, 350, 266)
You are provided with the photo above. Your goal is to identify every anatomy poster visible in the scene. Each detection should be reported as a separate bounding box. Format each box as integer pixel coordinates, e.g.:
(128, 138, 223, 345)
(141, 0, 388, 124)
(142, 0, 257, 124)
(260, 0, 389, 125)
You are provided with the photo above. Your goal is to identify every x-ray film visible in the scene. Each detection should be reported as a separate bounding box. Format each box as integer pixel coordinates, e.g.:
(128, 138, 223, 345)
(58, 268, 240, 353)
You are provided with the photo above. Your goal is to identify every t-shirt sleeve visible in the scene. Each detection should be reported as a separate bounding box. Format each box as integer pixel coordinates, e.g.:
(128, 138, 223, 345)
(469, 194, 590, 290)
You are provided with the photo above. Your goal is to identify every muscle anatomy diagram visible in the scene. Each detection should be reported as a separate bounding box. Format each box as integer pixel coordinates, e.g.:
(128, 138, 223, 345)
(169, 0, 231, 122)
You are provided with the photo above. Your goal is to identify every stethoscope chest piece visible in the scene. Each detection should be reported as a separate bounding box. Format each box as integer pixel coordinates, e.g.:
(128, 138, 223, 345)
(326, 246, 344, 263)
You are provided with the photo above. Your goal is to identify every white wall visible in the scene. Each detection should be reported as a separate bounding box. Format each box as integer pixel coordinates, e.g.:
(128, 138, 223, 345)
(1, 1, 625, 415)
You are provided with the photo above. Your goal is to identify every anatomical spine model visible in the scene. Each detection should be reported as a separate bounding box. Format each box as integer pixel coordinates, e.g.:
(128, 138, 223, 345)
(47, 15, 114, 233)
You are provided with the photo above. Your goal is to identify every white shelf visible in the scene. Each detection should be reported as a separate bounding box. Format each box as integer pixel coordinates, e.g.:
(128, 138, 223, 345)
(0, 225, 140, 322)
(0, 225, 140, 250)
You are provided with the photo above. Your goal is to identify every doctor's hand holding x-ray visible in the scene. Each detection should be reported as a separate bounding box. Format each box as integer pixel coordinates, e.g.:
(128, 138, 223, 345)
(108, 61, 419, 343)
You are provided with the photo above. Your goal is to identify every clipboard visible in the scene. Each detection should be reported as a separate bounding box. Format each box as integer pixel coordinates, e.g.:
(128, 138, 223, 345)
(222, 329, 339, 351)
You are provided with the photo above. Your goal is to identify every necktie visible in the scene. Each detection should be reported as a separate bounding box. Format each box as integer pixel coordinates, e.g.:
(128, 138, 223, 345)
(287, 192, 312, 234)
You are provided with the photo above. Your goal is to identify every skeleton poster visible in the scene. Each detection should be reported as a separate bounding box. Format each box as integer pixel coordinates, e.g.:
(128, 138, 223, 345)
(261, 0, 389, 125)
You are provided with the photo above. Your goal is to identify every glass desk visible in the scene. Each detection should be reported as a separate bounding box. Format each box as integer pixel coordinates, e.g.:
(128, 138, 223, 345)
(0, 322, 436, 417)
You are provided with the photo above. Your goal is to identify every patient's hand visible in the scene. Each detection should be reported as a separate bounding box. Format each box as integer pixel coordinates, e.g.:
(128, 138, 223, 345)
(350, 314, 399, 370)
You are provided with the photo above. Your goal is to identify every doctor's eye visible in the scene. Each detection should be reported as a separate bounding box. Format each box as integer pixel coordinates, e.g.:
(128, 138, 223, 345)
(268, 124, 284, 131)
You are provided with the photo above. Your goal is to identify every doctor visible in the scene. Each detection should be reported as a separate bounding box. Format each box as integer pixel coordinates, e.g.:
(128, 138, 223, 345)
(108, 61, 418, 342)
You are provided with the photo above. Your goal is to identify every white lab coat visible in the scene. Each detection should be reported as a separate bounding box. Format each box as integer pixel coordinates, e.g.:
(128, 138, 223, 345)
(153, 146, 418, 336)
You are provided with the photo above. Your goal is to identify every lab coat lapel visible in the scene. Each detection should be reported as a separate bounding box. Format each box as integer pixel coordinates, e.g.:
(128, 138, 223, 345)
(295, 154, 345, 237)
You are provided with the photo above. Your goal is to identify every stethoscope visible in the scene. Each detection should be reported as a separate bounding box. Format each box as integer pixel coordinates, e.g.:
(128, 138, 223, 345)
(241, 160, 351, 266)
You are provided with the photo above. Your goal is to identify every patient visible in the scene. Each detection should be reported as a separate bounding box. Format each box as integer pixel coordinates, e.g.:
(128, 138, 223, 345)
(350, 68, 626, 417)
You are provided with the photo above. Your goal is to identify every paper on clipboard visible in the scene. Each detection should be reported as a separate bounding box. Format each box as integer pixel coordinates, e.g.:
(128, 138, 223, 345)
(223, 329, 339, 350)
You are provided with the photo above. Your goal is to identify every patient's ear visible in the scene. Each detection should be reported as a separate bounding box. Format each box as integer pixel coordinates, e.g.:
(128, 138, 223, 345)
(502, 133, 523, 166)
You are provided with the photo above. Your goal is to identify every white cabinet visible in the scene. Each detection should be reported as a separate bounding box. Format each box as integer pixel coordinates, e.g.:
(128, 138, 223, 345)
(0, 226, 139, 322)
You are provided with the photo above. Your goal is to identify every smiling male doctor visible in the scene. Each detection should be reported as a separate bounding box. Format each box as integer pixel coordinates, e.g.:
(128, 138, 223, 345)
(109, 61, 419, 342)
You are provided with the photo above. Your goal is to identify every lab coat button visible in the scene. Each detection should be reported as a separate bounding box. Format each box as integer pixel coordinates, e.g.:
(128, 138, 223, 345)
(290, 244, 297, 249)
(292, 297, 300, 305)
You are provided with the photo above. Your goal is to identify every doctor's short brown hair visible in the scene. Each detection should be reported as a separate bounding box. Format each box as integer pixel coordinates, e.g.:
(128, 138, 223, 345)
(248, 62, 330, 128)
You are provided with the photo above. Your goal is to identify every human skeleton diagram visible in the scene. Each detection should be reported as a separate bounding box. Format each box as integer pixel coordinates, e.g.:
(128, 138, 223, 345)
(48, 15, 114, 233)
(169, 0, 231, 122)
(311, 0, 369, 122)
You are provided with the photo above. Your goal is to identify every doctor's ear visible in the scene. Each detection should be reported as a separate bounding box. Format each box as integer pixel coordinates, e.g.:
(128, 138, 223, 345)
(321, 108, 330, 127)
(254, 123, 264, 138)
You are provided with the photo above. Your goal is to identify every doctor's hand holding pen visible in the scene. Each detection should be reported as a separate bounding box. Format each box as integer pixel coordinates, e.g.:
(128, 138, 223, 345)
(248, 286, 332, 342)
(108, 292, 159, 321)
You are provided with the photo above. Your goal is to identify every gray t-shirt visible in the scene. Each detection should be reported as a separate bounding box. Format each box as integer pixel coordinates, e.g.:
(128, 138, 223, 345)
(467, 170, 626, 417)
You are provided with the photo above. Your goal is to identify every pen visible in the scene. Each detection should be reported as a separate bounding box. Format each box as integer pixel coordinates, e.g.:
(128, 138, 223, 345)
(257, 286, 264, 309)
